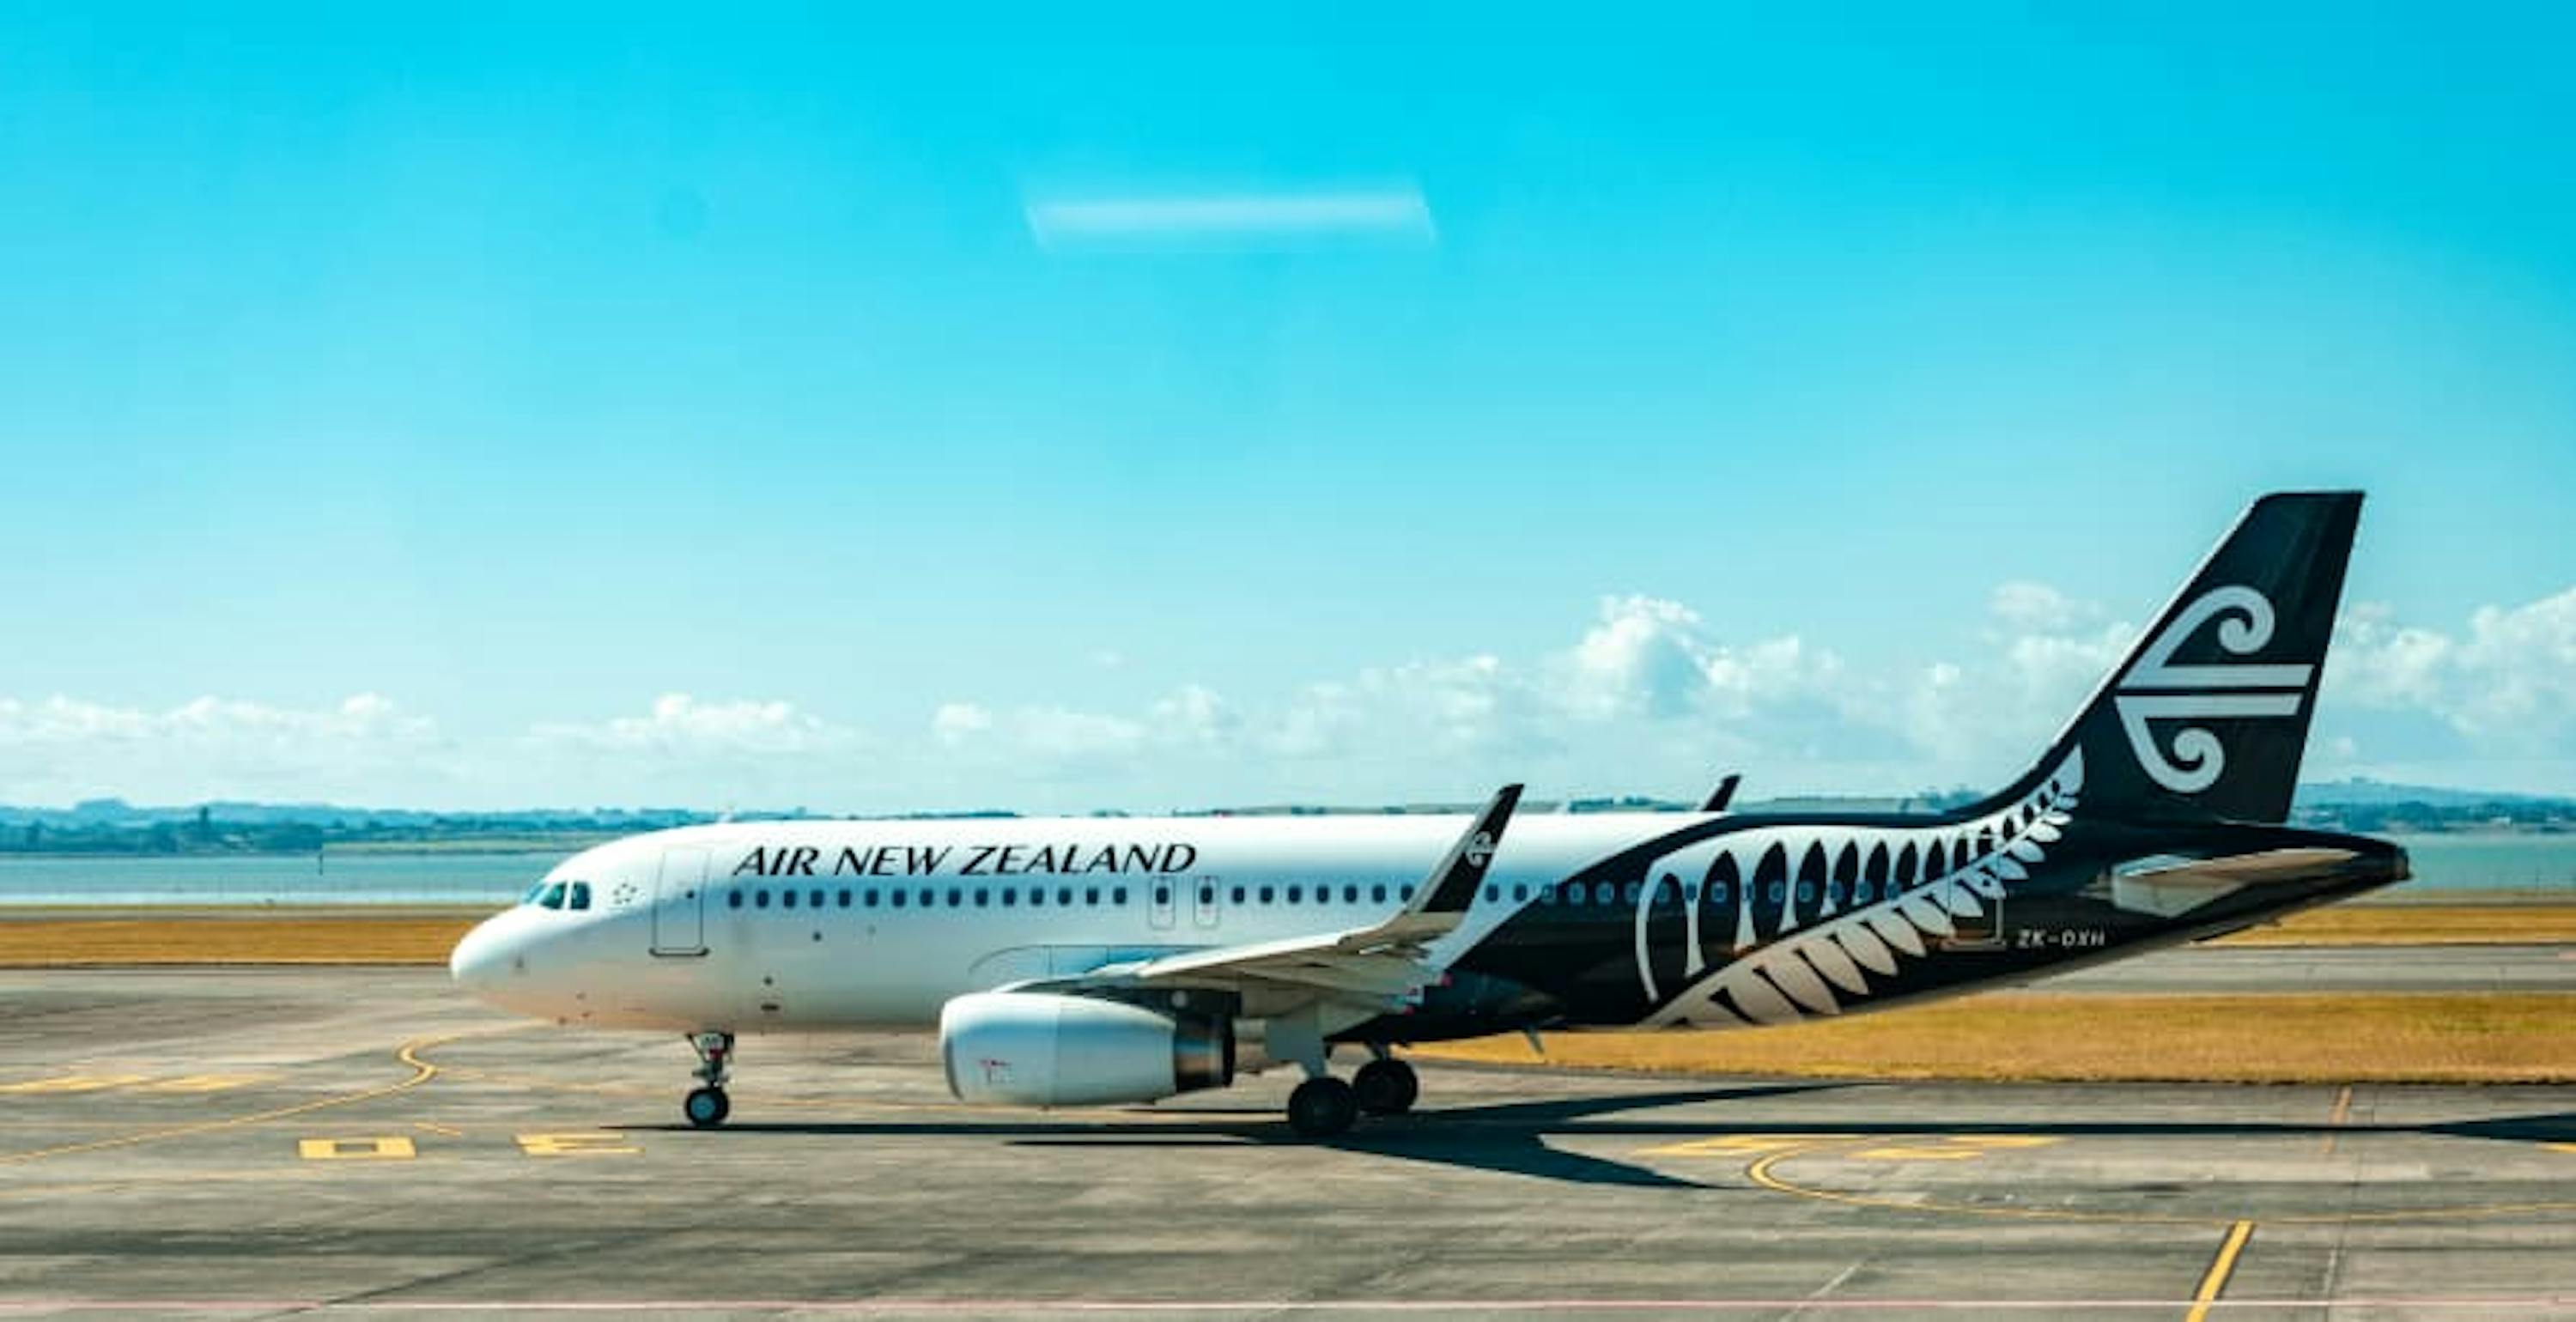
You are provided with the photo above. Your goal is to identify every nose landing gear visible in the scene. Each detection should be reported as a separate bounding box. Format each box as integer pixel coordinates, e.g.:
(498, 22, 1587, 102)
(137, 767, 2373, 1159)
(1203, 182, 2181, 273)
(684, 1030, 734, 1128)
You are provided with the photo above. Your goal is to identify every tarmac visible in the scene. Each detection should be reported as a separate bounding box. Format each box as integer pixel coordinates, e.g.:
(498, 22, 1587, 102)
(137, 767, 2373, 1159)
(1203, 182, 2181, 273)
(0, 965, 2570, 1318)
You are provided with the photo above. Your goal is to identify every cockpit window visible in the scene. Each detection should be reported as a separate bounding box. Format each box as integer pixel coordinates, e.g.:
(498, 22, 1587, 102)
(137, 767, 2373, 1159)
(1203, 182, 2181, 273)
(522, 881, 548, 906)
(538, 882, 567, 910)
(567, 882, 592, 911)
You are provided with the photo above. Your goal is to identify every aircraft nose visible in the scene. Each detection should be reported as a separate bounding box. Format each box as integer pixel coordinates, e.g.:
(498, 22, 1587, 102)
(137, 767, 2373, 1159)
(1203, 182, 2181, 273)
(448, 914, 518, 996)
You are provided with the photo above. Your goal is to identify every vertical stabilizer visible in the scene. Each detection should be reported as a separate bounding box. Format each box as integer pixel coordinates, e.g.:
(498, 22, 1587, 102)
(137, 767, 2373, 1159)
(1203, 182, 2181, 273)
(1985, 491, 2362, 825)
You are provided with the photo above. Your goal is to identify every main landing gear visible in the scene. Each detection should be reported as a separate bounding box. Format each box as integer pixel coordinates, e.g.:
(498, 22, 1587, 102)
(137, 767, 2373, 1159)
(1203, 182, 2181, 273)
(683, 1030, 733, 1128)
(1352, 1055, 1419, 1116)
(1285, 1052, 1419, 1139)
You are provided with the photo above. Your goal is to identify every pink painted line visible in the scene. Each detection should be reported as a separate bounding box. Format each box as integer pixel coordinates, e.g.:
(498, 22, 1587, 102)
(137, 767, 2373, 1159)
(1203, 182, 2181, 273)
(3, 1299, 2573, 1314)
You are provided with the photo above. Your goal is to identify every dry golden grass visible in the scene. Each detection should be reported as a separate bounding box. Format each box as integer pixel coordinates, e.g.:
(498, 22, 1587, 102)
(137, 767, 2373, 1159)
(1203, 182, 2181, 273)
(0, 915, 481, 966)
(2220, 903, 2576, 945)
(1414, 992, 2576, 1083)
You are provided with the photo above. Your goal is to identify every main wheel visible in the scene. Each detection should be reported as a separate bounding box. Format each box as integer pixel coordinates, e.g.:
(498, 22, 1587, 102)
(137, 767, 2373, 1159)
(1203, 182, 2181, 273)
(683, 1085, 731, 1128)
(1285, 1076, 1359, 1139)
(1352, 1057, 1419, 1115)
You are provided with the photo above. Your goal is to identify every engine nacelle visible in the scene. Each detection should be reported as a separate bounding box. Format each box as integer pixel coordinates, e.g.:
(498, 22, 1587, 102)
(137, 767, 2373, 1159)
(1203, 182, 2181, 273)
(939, 991, 1234, 1107)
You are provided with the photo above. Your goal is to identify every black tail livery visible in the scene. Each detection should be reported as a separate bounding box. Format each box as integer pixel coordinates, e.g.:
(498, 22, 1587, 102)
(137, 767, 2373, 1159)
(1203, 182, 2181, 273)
(1985, 490, 2361, 826)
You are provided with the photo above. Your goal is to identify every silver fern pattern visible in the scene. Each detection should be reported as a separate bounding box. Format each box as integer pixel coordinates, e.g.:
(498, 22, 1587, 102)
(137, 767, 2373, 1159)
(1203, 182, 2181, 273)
(1636, 749, 2084, 1028)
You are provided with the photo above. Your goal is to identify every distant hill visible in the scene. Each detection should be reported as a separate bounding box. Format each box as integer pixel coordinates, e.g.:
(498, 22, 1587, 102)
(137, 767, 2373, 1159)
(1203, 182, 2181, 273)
(2291, 778, 2569, 810)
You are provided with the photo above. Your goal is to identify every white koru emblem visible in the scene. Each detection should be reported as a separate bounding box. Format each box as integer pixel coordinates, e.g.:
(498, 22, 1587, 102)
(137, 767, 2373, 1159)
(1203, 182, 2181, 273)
(1464, 832, 1495, 869)
(2113, 585, 2313, 793)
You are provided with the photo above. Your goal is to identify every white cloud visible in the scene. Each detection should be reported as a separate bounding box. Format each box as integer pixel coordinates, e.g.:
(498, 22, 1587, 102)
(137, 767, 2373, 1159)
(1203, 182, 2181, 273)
(930, 702, 994, 746)
(2329, 588, 2576, 749)
(1025, 185, 1437, 249)
(532, 694, 843, 757)
(0, 694, 443, 804)
(12, 582, 2574, 811)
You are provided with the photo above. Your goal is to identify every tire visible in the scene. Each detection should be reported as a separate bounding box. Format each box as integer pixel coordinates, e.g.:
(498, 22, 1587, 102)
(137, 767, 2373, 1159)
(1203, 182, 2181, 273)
(683, 1086, 731, 1128)
(1352, 1057, 1419, 1115)
(1285, 1076, 1359, 1139)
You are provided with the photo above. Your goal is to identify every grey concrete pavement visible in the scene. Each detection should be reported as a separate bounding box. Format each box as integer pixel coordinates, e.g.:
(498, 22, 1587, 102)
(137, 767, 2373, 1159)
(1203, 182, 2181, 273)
(0, 969, 2570, 1318)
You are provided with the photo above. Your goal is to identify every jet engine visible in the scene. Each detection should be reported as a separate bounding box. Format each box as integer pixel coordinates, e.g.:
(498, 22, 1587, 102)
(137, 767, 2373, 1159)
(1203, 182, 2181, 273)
(939, 991, 1234, 1107)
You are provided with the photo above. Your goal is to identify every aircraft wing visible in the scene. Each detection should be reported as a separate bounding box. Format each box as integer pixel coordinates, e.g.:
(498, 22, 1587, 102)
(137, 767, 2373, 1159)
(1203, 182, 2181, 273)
(1013, 784, 1522, 1007)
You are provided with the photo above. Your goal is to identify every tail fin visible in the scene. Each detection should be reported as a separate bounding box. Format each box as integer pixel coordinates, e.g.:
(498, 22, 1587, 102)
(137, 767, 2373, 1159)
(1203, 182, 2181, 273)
(1987, 491, 2363, 825)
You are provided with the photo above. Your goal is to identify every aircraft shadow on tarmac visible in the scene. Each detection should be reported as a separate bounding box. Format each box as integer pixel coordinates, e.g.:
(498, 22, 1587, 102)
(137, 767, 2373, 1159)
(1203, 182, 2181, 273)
(630, 1089, 2576, 1190)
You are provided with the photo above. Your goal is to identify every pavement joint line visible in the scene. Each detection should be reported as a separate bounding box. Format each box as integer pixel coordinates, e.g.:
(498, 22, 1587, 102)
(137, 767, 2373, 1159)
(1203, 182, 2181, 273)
(1740, 1137, 2576, 1227)
(0, 1030, 509, 1167)
(1, 1298, 2574, 1314)
(2183, 1219, 2254, 1322)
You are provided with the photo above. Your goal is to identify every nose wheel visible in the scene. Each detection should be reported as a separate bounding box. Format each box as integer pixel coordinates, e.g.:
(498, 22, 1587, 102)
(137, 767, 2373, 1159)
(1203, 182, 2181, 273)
(684, 1030, 734, 1129)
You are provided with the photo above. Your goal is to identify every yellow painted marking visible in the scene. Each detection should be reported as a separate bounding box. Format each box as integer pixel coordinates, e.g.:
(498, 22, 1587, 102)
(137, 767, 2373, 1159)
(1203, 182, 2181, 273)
(1850, 1135, 2060, 1161)
(0, 1074, 152, 1095)
(1634, 1133, 1856, 1158)
(2184, 1220, 2255, 1322)
(0, 1035, 471, 1167)
(415, 1121, 464, 1137)
(137, 1073, 272, 1094)
(515, 1131, 640, 1157)
(298, 1136, 416, 1161)
(2320, 1084, 2354, 1156)
(2547, 1143, 2576, 1155)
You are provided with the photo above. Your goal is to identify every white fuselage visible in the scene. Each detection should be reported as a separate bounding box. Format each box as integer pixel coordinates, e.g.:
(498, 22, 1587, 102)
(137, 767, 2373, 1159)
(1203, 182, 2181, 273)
(449, 812, 1667, 1034)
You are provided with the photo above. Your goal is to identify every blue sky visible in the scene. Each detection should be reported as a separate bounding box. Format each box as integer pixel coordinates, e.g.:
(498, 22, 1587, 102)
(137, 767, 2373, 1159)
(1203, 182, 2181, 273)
(3, 6, 2572, 810)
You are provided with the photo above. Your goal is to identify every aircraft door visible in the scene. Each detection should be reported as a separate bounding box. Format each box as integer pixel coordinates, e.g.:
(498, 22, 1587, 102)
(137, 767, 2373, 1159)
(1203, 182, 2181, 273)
(652, 846, 709, 956)
(1191, 876, 1222, 930)
(1148, 876, 1176, 930)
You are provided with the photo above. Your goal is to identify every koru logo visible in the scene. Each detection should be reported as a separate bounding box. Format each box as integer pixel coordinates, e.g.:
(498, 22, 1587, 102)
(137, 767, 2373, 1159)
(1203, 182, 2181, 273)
(2113, 585, 2313, 793)
(1464, 832, 1495, 869)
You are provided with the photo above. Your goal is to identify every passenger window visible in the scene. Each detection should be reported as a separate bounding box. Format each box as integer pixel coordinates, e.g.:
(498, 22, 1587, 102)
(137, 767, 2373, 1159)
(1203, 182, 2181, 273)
(1623, 881, 1642, 904)
(755, 888, 771, 909)
(945, 888, 962, 908)
(837, 888, 852, 908)
(1287, 885, 1303, 903)
(865, 889, 880, 908)
(1058, 887, 1073, 906)
(890, 889, 906, 908)
(1199, 884, 1215, 906)
(1371, 884, 1387, 903)
(1595, 882, 1616, 906)
(1113, 887, 1128, 905)
(782, 889, 797, 910)
(1260, 886, 1275, 904)
(1002, 888, 1018, 907)
(1343, 885, 1358, 904)
(1154, 885, 1172, 907)
(728, 890, 744, 910)
(1512, 884, 1528, 901)
(1769, 882, 1787, 903)
(568, 882, 592, 911)
(1230, 886, 1245, 906)
(809, 888, 823, 909)
(974, 888, 989, 907)
(1711, 881, 1730, 904)
(1029, 888, 1046, 907)
(1797, 882, 1815, 904)
(1084, 887, 1099, 906)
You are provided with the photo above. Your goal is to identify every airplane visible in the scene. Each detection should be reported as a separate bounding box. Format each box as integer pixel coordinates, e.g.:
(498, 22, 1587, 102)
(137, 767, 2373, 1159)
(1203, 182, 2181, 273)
(450, 490, 2409, 1138)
